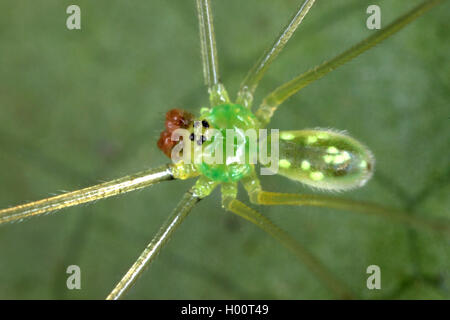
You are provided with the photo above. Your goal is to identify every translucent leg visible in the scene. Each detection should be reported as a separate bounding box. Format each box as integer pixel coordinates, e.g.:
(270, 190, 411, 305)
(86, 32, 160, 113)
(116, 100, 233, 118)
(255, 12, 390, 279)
(256, 0, 444, 124)
(196, 0, 230, 106)
(225, 198, 354, 299)
(106, 177, 218, 300)
(106, 191, 199, 300)
(236, 0, 316, 108)
(0, 164, 186, 225)
(251, 191, 450, 235)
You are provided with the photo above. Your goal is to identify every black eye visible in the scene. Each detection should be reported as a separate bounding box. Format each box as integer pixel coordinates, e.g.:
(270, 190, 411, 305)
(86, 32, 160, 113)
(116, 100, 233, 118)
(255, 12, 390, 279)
(189, 133, 195, 141)
(196, 135, 207, 145)
(201, 120, 209, 128)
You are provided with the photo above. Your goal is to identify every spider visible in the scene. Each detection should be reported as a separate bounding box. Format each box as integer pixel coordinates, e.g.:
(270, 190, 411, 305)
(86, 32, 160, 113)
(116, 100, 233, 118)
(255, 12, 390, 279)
(0, 0, 448, 299)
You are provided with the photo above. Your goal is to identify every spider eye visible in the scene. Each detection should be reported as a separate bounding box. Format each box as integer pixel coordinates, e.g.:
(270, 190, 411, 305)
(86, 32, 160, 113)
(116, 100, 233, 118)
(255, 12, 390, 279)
(196, 135, 207, 145)
(189, 133, 195, 141)
(201, 120, 210, 128)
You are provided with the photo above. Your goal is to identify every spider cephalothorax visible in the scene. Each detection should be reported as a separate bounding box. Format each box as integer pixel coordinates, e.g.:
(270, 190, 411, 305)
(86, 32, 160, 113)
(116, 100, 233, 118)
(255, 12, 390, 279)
(196, 103, 261, 182)
(158, 103, 262, 182)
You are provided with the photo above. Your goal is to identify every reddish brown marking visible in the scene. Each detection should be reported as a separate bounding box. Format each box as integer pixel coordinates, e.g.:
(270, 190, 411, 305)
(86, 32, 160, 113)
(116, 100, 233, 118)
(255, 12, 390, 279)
(157, 109, 194, 158)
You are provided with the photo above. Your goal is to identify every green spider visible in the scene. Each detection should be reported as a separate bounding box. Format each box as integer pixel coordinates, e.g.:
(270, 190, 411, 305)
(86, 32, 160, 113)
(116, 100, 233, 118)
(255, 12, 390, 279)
(0, 0, 447, 299)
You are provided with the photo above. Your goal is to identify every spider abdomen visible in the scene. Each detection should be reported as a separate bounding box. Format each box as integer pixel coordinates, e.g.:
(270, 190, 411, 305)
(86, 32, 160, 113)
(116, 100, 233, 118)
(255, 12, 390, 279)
(273, 130, 374, 191)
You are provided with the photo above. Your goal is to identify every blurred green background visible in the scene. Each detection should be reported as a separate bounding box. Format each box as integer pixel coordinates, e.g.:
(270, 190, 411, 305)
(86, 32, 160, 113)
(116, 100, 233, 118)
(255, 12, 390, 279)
(0, 0, 448, 299)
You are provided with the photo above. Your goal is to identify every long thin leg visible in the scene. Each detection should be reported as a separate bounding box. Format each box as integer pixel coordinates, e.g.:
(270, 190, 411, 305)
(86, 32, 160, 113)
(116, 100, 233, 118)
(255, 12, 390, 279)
(252, 191, 450, 235)
(240, 169, 449, 234)
(256, 0, 444, 124)
(196, 0, 229, 106)
(225, 198, 353, 299)
(236, 0, 316, 108)
(106, 191, 199, 300)
(106, 177, 218, 300)
(0, 164, 197, 225)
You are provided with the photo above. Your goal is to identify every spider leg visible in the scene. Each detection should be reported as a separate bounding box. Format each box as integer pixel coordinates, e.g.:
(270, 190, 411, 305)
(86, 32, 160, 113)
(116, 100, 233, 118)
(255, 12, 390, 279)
(196, 0, 230, 106)
(240, 168, 449, 234)
(236, 0, 316, 108)
(106, 191, 198, 300)
(248, 191, 450, 236)
(255, 0, 444, 124)
(223, 196, 353, 299)
(0, 163, 198, 225)
(106, 176, 219, 300)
